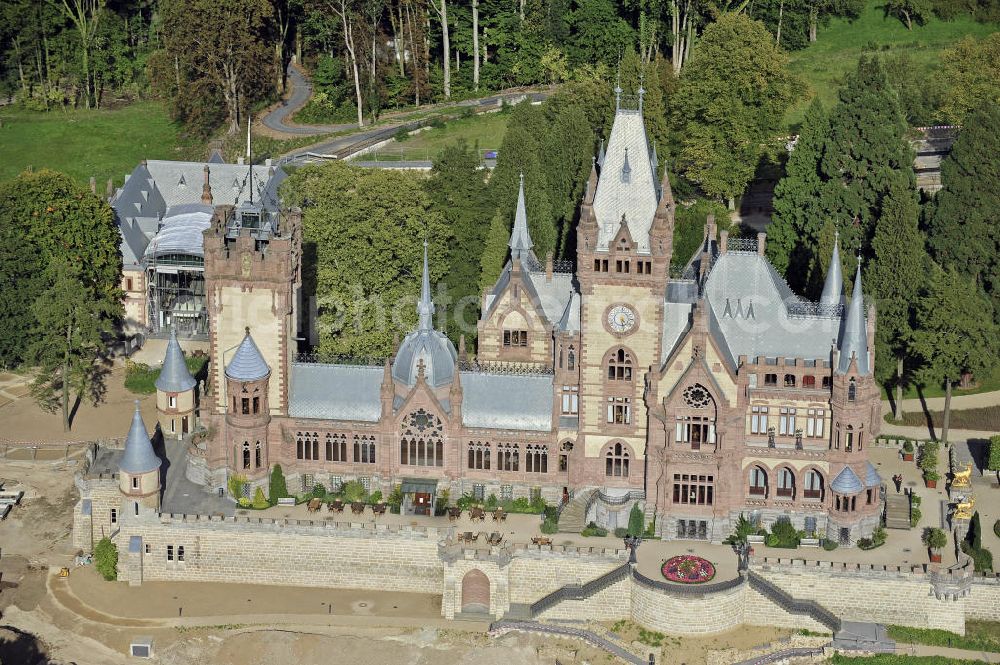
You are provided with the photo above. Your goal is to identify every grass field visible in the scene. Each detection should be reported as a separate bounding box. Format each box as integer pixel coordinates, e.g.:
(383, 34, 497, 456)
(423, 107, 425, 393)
(785, 0, 998, 127)
(0, 101, 207, 188)
(887, 404, 1000, 431)
(882, 365, 1000, 402)
(831, 655, 986, 665)
(887, 622, 1000, 653)
(365, 110, 509, 162)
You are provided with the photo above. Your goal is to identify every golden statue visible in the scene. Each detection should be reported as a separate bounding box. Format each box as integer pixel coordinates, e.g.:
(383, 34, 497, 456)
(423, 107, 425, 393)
(951, 463, 973, 489)
(952, 494, 975, 521)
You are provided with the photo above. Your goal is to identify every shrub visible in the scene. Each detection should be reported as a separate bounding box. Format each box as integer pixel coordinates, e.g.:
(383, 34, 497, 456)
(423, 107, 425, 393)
(644, 518, 656, 537)
(237, 497, 251, 507)
(485, 493, 498, 510)
(252, 487, 269, 509)
(822, 539, 839, 551)
(312, 483, 326, 499)
(543, 505, 558, 520)
(962, 541, 994, 572)
(94, 537, 118, 581)
(614, 527, 628, 538)
(627, 503, 644, 537)
(393, 127, 411, 142)
(724, 513, 757, 545)
(910, 507, 922, 527)
(919, 441, 940, 475)
(969, 512, 983, 551)
(388, 484, 403, 514)
(903, 440, 914, 453)
(581, 521, 608, 537)
(988, 435, 1000, 471)
(268, 465, 288, 505)
(369, 489, 384, 505)
(228, 473, 248, 499)
(541, 518, 559, 534)
(455, 493, 475, 510)
(994, 519, 1000, 539)
(766, 518, 801, 548)
(923, 527, 948, 550)
(857, 537, 875, 549)
(341, 480, 366, 503)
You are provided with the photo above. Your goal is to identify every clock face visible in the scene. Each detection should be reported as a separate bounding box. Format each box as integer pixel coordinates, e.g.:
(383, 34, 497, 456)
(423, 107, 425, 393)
(607, 305, 637, 334)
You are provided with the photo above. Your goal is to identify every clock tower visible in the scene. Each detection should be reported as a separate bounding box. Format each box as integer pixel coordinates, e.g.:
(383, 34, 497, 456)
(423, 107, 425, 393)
(573, 89, 675, 489)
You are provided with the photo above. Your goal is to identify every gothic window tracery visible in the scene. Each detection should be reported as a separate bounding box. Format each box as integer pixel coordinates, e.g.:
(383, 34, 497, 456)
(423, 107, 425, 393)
(605, 442, 630, 477)
(607, 348, 634, 381)
(400, 410, 444, 467)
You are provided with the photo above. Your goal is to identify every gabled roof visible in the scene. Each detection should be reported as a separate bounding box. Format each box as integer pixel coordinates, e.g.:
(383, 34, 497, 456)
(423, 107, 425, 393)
(226, 331, 270, 382)
(592, 109, 658, 253)
(119, 402, 161, 475)
(831, 466, 863, 494)
(155, 329, 196, 392)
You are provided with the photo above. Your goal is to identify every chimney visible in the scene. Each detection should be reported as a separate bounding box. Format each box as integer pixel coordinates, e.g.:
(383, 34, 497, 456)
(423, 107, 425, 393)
(545, 252, 553, 282)
(89, 177, 96, 194)
(201, 165, 213, 205)
(720, 230, 729, 254)
(757, 232, 767, 256)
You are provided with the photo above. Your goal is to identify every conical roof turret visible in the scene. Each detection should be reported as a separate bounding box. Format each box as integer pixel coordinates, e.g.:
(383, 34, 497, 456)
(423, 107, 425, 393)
(226, 328, 270, 381)
(837, 257, 869, 375)
(155, 328, 196, 393)
(119, 401, 162, 475)
(508, 173, 534, 262)
(820, 231, 844, 308)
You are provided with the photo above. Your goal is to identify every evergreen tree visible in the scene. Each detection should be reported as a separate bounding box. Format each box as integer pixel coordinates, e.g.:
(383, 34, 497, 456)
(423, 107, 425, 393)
(936, 34, 1000, 125)
(927, 99, 1000, 314)
(479, 211, 511, 293)
(672, 14, 801, 208)
(911, 265, 998, 443)
(425, 141, 494, 341)
(269, 464, 288, 504)
(542, 103, 595, 256)
(766, 98, 830, 290)
(867, 181, 928, 419)
(819, 55, 914, 256)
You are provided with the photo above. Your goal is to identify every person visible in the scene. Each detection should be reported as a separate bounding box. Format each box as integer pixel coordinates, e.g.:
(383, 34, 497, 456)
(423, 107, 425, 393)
(893, 474, 902, 493)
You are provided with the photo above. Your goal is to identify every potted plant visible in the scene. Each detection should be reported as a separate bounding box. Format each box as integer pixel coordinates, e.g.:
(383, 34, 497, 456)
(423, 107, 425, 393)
(902, 440, 915, 462)
(923, 469, 940, 488)
(919, 441, 940, 488)
(923, 527, 947, 563)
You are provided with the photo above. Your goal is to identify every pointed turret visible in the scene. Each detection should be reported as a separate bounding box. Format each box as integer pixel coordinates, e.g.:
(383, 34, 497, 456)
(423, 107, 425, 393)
(837, 257, 869, 375)
(156, 329, 196, 393)
(120, 401, 161, 475)
(417, 240, 435, 330)
(585, 157, 598, 205)
(820, 231, 844, 308)
(226, 328, 270, 381)
(621, 148, 632, 183)
(508, 173, 535, 262)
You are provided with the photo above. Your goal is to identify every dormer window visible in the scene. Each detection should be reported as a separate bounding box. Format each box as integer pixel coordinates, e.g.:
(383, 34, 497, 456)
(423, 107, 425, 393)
(503, 330, 527, 347)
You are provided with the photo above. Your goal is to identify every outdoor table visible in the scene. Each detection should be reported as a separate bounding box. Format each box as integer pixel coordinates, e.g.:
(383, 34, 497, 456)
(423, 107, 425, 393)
(470, 507, 485, 521)
(447, 507, 462, 521)
(492, 509, 504, 521)
(328, 500, 344, 513)
(372, 503, 387, 517)
(351, 502, 365, 515)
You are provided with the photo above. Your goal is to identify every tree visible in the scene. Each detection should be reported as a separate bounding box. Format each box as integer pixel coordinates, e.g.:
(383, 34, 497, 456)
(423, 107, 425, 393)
(479, 211, 511, 293)
(0, 177, 46, 368)
(424, 141, 493, 340)
(766, 98, 830, 287)
(48, 0, 104, 108)
(672, 13, 801, 208)
(428, 0, 451, 98)
(160, 0, 276, 134)
(922, 527, 947, 552)
(94, 536, 118, 580)
(867, 181, 927, 420)
(282, 162, 450, 357)
(269, 464, 288, 504)
(627, 502, 644, 537)
(884, 0, 932, 28)
(819, 55, 914, 256)
(935, 34, 1000, 125)
(911, 265, 998, 444)
(927, 99, 1000, 311)
(542, 103, 595, 255)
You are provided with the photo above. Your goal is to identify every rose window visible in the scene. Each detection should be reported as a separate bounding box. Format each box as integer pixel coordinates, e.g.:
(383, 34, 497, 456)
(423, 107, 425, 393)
(683, 385, 711, 409)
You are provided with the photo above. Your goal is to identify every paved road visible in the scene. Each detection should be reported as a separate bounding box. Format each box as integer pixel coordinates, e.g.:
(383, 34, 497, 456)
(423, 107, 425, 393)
(261, 65, 356, 136)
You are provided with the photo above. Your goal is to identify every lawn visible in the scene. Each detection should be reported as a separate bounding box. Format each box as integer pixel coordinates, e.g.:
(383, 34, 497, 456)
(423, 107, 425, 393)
(887, 622, 1000, 653)
(883, 364, 1000, 402)
(785, 0, 998, 127)
(0, 101, 204, 188)
(364, 110, 509, 162)
(831, 656, 985, 665)
(124, 355, 208, 395)
(888, 405, 1000, 432)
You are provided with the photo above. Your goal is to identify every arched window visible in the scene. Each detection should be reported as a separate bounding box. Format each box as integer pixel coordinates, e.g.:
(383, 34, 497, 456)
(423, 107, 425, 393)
(526, 445, 548, 473)
(802, 375, 816, 389)
(567, 346, 576, 371)
(354, 435, 375, 464)
(497, 443, 519, 471)
(777, 467, 795, 498)
(605, 442, 630, 477)
(749, 466, 767, 496)
(848, 378, 857, 402)
(242, 442, 250, 469)
(607, 348, 634, 381)
(468, 441, 491, 470)
(254, 441, 262, 468)
(804, 470, 824, 500)
(784, 374, 796, 388)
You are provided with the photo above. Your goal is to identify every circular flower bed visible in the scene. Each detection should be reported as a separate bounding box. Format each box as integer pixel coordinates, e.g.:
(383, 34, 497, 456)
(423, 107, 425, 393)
(661, 555, 716, 584)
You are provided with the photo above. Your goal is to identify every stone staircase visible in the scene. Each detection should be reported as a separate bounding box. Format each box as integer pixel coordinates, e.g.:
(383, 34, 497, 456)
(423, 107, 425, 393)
(747, 571, 842, 633)
(557, 489, 596, 533)
(885, 493, 911, 530)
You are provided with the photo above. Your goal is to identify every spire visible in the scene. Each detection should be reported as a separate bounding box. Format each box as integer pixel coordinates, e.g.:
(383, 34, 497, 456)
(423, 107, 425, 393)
(508, 173, 534, 260)
(417, 240, 435, 330)
(621, 148, 631, 183)
(585, 156, 598, 204)
(656, 159, 674, 214)
(614, 66, 622, 110)
(820, 231, 844, 308)
(838, 256, 869, 375)
(201, 165, 213, 205)
(155, 328, 196, 393)
(597, 139, 606, 169)
(119, 401, 162, 475)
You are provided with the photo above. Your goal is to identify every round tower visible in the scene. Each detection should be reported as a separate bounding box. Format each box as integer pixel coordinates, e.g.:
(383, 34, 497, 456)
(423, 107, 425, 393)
(119, 401, 163, 513)
(225, 328, 271, 478)
(155, 328, 198, 439)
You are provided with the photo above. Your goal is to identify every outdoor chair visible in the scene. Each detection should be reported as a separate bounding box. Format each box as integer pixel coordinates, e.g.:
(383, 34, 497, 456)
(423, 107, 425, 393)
(351, 502, 365, 515)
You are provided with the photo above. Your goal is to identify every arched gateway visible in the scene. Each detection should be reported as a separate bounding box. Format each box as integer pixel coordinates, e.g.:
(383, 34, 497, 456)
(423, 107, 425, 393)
(460, 569, 491, 614)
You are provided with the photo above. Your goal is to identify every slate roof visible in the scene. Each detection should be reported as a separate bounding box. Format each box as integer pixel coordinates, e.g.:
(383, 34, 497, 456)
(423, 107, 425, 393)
(820, 233, 844, 307)
(592, 110, 659, 253)
(830, 466, 864, 494)
(288, 363, 383, 422)
(863, 461, 882, 488)
(119, 403, 162, 475)
(155, 329, 196, 392)
(837, 260, 870, 375)
(509, 174, 535, 262)
(226, 332, 270, 381)
(461, 372, 553, 431)
(701, 251, 841, 367)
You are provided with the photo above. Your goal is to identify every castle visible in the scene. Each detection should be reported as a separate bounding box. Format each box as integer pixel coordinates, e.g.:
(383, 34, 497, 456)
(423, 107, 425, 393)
(88, 93, 884, 547)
